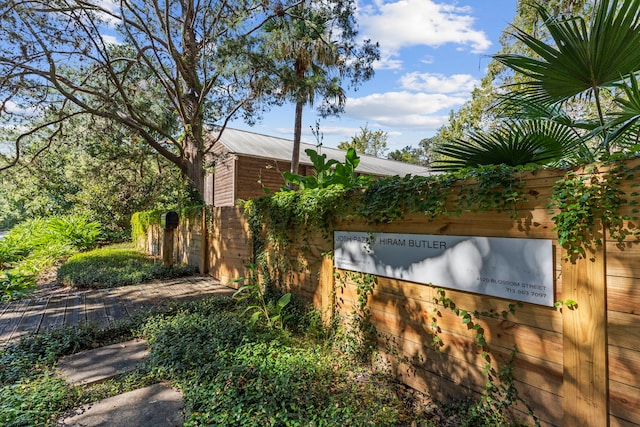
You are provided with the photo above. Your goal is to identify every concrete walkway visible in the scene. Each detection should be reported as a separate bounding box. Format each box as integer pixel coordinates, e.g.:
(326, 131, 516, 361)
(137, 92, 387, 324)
(0, 276, 235, 347)
(58, 339, 150, 386)
(59, 383, 185, 426)
(56, 339, 185, 426)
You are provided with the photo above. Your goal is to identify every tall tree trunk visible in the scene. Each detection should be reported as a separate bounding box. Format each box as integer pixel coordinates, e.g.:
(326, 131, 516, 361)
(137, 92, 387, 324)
(291, 100, 304, 175)
(179, 0, 205, 201)
(183, 134, 205, 199)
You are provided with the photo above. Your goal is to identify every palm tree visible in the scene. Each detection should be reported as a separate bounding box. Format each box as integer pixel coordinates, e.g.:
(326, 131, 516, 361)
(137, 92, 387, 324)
(436, 0, 640, 171)
(264, 5, 344, 176)
(259, 1, 378, 177)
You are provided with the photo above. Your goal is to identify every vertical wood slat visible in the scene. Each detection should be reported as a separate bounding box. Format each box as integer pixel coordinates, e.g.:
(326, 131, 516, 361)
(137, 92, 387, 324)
(200, 207, 208, 275)
(562, 220, 609, 426)
(318, 256, 335, 324)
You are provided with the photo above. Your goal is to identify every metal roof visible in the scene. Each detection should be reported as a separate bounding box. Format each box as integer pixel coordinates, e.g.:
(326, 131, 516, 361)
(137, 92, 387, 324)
(213, 127, 434, 177)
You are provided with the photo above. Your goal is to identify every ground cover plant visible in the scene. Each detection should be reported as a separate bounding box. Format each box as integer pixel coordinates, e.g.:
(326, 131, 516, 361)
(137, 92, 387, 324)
(0, 215, 103, 301)
(56, 243, 196, 288)
(2, 239, 534, 426)
(0, 289, 533, 426)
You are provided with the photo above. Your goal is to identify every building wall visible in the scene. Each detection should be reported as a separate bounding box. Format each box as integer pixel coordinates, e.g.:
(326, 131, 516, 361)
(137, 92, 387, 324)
(210, 150, 314, 206)
(231, 155, 312, 205)
(212, 151, 236, 207)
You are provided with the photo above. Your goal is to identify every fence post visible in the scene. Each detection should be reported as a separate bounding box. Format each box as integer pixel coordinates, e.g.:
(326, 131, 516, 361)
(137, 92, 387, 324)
(162, 228, 175, 267)
(562, 220, 609, 426)
(319, 255, 335, 324)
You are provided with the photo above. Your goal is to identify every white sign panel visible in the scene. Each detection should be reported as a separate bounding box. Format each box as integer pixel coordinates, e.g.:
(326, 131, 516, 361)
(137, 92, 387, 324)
(334, 231, 554, 306)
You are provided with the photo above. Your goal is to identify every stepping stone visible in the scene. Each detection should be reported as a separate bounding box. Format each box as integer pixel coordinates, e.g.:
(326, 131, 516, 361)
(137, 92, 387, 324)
(58, 339, 149, 386)
(58, 382, 184, 426)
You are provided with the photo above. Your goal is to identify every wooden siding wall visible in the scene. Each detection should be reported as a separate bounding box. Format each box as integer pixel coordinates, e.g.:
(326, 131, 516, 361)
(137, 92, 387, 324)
(235, 156, 312, 203)
(138, 164, 640, 427)
(213, 155, 236, 206)
(137, 212, 203, 268)
(174, 213, 203, 267)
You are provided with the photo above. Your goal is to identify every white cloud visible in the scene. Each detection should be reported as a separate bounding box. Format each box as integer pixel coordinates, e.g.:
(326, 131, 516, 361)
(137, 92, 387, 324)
(420, 55, 435, 65)
(345, 91, 466, 128)
(100, 34, 121, 45)
(359, 0, 491, 69)
(399, 72, 479, 93)
(3, 100, 40, 116)
(375, 54, 404, 70)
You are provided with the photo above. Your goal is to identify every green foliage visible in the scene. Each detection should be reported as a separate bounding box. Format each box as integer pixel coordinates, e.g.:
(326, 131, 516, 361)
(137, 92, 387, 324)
(57, 243, 197, 288)
(337, 125, 388, 157)
(283, 147, 372, 190)
(554, 298, 578, 310)
(143, 299, 419, 427)
(130, 210, 163, 243)
(1, 271, 36, 303)
(249, 164, 528, 259)
(549, 162, 640, 260)
(258, 1, 378, 178)
(0, 370, 78, 427)
(0, 215, 103, 268)
(0, 313, 149, 425)
(0, 215, 103, 299)
(334, 272, 378, 363)
(1, 293, 529, 426)
(0, 115, 184, 238)
(387, 144, 430, 166)
(362, 164, 527, 223)
(233, 264, 292, 329)
(492, 0, 640, 156)
(434, 119, 586, 171)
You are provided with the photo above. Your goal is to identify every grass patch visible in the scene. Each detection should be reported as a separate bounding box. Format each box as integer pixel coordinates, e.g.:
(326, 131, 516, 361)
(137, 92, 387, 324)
(56, 243, 197, 288)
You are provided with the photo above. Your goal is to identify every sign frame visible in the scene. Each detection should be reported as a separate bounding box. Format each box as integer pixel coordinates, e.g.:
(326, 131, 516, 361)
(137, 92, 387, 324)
(334, 231, 555, 306)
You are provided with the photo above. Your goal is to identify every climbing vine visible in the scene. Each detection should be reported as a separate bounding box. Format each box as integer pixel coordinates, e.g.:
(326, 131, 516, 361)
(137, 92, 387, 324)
(333, 271, 379, 362)
(549, 162, 640, 260)
(430, 287, 539, 426)
(131, 209, 163, 243)
(361, 164, 529, 224)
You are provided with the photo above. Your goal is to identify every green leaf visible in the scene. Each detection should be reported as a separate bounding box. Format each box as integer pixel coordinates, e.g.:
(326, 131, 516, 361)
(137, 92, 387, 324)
(277, 293, 291, 310)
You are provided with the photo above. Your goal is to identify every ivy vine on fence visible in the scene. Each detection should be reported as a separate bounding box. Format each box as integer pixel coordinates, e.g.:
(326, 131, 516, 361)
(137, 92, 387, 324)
(549, 162, 640, 260)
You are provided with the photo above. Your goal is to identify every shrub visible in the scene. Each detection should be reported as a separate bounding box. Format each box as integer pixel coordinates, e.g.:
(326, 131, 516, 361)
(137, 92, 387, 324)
(0, 215, 102, 266)
(0, 215, 103, 299)
(57, 243, 196, 288)
(1, 271, 36, 303)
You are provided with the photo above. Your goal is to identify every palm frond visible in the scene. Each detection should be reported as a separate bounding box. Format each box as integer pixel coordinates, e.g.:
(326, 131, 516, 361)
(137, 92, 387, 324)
(494, 0, 640, 104)
(433, 119, 587, 172)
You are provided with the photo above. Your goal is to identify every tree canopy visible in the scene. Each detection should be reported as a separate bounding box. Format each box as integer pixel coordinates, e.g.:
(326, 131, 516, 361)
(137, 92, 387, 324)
(0, 0, 374, 200)
(258, 1, 378, 175)
(436, 0, 593, 141)
(338, 125, 388, 158)
(434, 0, 640, 170)
(0, 114, 183, 234)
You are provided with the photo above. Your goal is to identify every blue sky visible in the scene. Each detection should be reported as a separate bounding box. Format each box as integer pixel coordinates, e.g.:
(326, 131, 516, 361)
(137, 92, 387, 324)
(232, 0, 518, 152)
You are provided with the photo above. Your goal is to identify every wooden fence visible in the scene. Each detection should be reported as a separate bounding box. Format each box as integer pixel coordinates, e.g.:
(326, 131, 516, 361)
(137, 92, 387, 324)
(137, 163, 640, 427)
